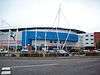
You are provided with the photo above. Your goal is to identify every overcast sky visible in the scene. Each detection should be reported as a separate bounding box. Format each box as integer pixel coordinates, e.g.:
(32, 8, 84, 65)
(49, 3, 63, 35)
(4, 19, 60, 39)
(0, 0, 100, 32)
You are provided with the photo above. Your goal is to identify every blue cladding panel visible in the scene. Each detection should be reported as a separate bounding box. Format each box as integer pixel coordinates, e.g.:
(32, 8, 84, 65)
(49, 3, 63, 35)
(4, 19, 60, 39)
(22, 31, 78, 46)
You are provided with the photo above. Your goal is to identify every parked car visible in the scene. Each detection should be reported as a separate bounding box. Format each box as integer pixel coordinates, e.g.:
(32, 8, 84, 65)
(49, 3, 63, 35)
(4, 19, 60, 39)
(56, 49, 69, 56)
(97, 49, 100, 51)
(21, 48, 28, 51)
(2, 50, 8, 53)
(21, 48, 28, 54)
(0, 49, 8, 53)
(47, 50, 56, 54)
(94, 49, 100, 53)
(83, 50, 90, 53)
(0, 49, 3, 53)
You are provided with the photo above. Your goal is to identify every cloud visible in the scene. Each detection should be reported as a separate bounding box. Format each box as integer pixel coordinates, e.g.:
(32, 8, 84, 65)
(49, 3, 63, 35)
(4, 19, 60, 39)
(0, 0, 100, 32)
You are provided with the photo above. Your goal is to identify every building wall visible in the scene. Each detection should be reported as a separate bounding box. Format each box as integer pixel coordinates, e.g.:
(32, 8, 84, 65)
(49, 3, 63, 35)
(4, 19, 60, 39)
(77, 34, 84, 48)
(83, 33, 94, 47)
(0, 28, 84, 51)
(0, 31, 22, 48)
(94, 32, 100, 49)
(78, 33, 95, 49)
(22, 31, 78, 46)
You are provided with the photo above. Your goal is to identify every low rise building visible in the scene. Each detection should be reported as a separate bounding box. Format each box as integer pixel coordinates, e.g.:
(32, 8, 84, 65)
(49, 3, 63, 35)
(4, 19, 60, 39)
(78, 33, 95, 50)
(94, 32, 100, 49)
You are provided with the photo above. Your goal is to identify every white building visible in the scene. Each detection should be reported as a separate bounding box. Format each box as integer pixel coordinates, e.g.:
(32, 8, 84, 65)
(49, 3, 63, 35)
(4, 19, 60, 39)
(78, 33, 95, 50)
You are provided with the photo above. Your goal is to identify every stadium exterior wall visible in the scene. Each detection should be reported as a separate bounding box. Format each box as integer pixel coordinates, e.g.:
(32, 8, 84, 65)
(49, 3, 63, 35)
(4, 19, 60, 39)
(22, 31, 78, 46)
(0, 27, 85, 50)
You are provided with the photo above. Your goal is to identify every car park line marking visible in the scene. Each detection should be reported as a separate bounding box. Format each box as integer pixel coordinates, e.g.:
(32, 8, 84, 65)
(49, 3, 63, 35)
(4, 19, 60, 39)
(1, 67, 11, 75)
(1, 67, 11, 71)
(1, 71, 11, 75)
(13, 63, 58, 68)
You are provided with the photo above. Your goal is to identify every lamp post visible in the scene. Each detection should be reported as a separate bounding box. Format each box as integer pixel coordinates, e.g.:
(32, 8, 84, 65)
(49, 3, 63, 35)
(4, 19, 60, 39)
(16, 28, 18, 53)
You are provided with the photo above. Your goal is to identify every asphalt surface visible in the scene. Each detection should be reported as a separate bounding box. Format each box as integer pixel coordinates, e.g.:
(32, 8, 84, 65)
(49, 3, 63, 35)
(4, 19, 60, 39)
(0, 57, 100, 75)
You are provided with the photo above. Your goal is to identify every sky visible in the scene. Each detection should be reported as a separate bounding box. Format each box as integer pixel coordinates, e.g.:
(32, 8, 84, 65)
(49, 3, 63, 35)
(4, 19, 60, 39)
(0, 0, 100, 32)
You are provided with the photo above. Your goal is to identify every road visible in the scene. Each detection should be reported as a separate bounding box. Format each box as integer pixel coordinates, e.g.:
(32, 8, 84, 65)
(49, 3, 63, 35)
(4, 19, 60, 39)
(0, 57, 100, 75)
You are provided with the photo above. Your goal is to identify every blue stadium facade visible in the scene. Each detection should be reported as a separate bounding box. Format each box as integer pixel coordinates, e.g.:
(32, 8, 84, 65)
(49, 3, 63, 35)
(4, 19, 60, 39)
(19, 27, 85, 50)
(22, 31, 78, 46)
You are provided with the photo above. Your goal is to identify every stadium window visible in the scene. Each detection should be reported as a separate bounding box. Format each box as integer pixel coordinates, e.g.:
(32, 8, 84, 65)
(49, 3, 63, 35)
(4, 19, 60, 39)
(86, 43, 89, 44)
(54, 41, 57, 43)
(91, 35, 93, 36)
(86, 35, 88, 37)
(91, 39, 93, 40)
(91, 43, 93, 44)
(41, 44, 44, 47)
(86, 39, 88, 40)
(50, 41, 52, 43)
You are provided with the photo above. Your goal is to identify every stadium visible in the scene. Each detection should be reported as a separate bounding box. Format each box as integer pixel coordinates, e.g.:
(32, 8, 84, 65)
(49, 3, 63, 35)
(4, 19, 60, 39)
(0, 27, 85, 53)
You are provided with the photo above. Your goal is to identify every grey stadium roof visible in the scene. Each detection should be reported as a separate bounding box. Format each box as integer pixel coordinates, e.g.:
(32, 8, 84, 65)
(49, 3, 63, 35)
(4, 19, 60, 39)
(0, 27, 85, 34)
